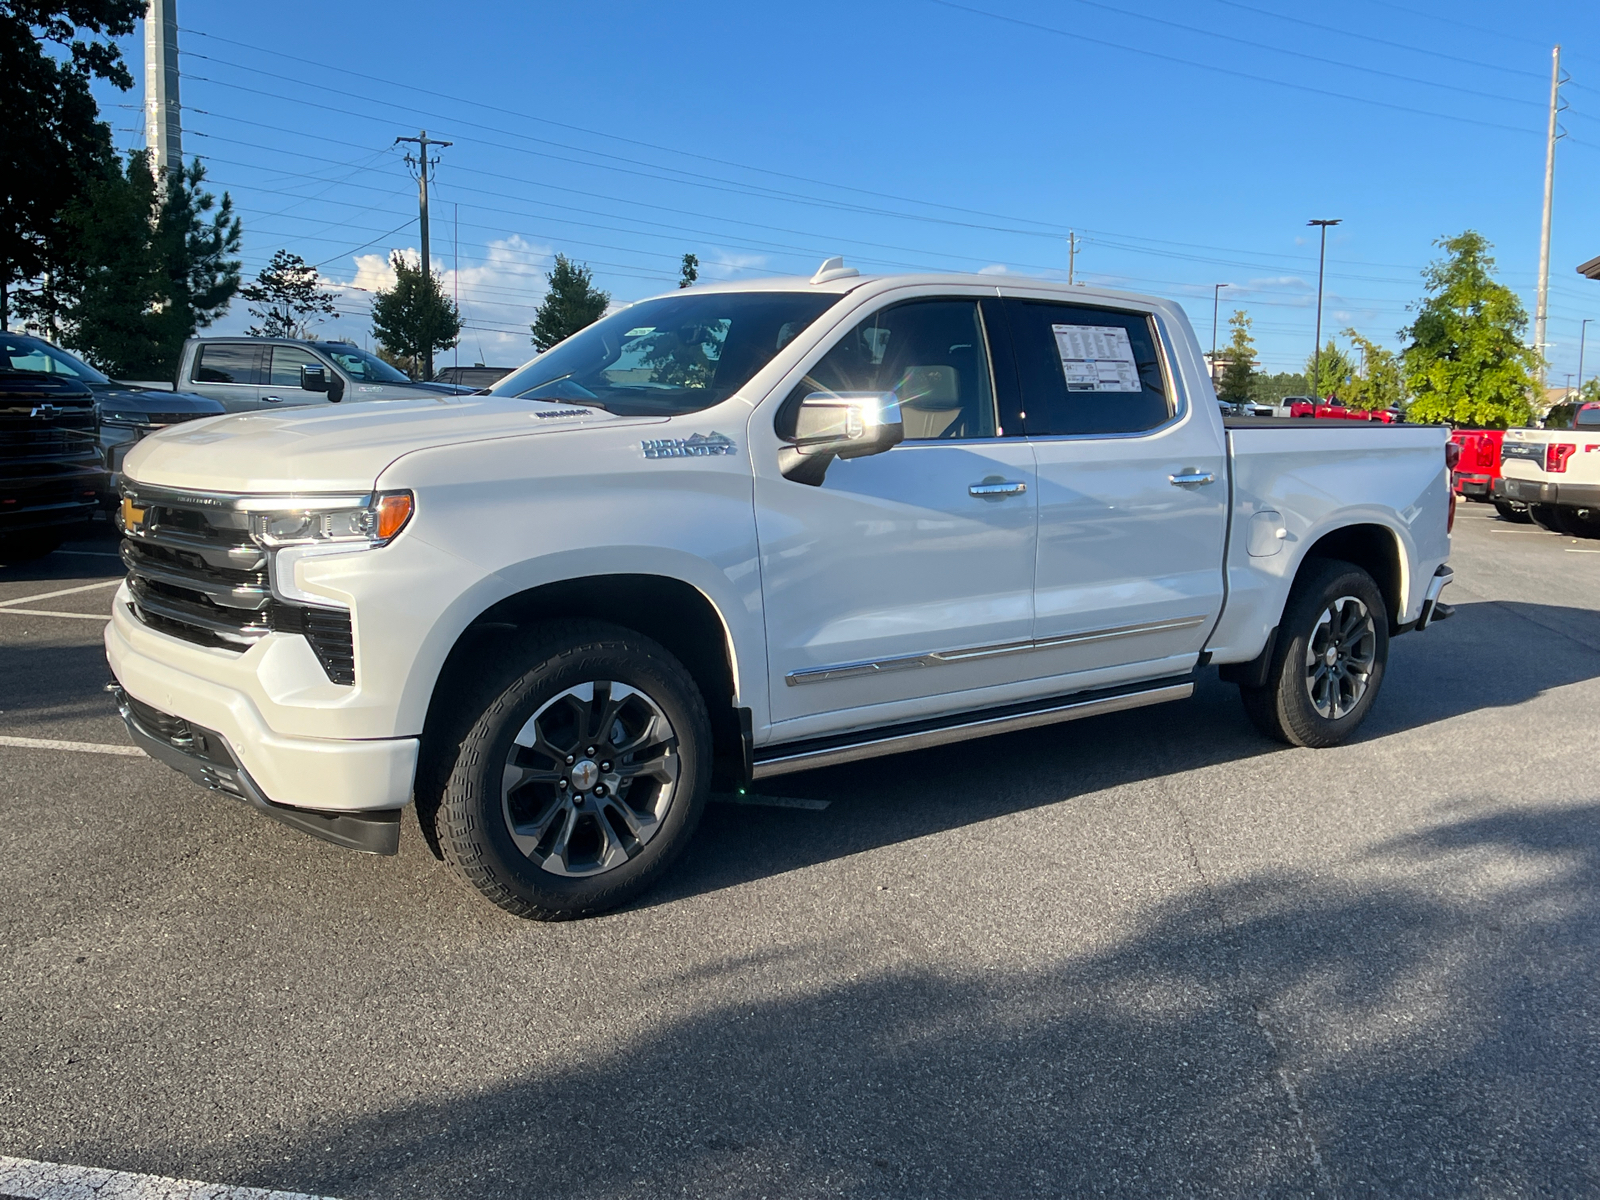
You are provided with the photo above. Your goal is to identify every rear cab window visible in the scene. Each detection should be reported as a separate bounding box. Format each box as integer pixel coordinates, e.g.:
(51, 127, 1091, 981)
(1002, 298, 1173, 436)
(192, 343, 261, 385)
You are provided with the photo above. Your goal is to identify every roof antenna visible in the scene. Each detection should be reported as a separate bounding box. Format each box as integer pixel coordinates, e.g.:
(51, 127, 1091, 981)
(810, 256, 859, 284)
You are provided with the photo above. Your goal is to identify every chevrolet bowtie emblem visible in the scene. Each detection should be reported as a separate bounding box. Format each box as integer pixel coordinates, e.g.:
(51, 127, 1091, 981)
(29, 403, 61, 419)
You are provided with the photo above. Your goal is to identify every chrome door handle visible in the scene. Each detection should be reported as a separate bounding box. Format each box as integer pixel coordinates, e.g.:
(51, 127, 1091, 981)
(969, 481, 1028, 497)
(1169, 471, 1216, 487)
(261, 395, 283, 404)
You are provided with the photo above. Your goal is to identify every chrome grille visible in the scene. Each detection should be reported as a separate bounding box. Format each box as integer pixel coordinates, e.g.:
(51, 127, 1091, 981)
(121, 486, 356, 684)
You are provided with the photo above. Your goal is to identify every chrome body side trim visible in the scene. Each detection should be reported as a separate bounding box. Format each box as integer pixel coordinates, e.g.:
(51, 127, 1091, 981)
(752, 682, 1194, 778)
(784, 615, 1208, 686)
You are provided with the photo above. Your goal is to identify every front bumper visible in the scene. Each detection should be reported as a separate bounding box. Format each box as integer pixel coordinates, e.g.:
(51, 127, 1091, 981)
(1500, 476, 1600, 508)
(106, 589, 419, 817)
(113, 687, 401, 854)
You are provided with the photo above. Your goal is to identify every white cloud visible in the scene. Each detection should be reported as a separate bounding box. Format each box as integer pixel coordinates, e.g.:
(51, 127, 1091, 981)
(978, 263, 1010, 275)
(700, 250, 769, 281)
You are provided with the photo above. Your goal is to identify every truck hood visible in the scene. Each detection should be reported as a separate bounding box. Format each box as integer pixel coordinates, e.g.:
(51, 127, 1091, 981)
(121, 396, 655, 493)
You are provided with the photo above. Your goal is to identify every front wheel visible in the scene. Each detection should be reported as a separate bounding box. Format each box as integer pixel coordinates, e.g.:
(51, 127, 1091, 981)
(1492, 500, 1532, 524)
(437, 622, 712, 920)
(1239, 559, 1390, 748)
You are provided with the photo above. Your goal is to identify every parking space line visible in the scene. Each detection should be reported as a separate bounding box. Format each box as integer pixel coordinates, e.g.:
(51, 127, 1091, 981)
(0, 579, 121, 608)
(0, 1154, 343, 1200)
(0, 608, 109, 620)
(0, 735, 144, 757)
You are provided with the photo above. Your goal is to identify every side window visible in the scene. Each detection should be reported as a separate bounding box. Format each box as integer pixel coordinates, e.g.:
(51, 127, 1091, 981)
(193, 343, 260, 385)
(1004, 299, 1172, 436)
(781, 299, 998, 441)
(268, 346, 324, 388)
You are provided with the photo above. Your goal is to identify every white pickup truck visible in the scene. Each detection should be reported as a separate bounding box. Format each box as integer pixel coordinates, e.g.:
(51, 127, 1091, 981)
(1498, 404, 1600, 536)
(107, 264, 1454, 919)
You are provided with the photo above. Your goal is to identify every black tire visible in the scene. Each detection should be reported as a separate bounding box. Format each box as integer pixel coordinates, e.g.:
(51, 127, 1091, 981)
(1239, 559, 1390, 749)
(1492, 500, 1532, 524)
(1553, 506, 1600, 539)
(0, 530, 65, 565)
(1529, 503, 1563, 532)
(437, 621, 712, 920)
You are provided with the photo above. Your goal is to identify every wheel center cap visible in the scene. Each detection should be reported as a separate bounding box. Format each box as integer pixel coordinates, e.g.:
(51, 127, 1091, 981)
(570, 759, 600, 792)
(1324, 646, 1339, 667)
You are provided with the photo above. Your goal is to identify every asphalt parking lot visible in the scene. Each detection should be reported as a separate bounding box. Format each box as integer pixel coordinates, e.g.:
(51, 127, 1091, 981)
(3, 501, 1600, 1198)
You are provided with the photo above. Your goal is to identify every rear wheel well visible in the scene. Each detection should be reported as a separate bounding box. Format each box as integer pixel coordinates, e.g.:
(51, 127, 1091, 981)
(1300, 524, 1403, 631)
(415, 575, 741, 858)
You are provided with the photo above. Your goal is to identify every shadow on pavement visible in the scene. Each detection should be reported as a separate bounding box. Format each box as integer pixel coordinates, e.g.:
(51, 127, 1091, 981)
(191, 802, 1599, 1199)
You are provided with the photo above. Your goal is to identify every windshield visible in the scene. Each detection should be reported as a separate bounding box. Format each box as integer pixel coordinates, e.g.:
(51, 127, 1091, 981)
(0, 335, 112, 384)
(491, 292, 838, 416)
(321, 344, 411, 383)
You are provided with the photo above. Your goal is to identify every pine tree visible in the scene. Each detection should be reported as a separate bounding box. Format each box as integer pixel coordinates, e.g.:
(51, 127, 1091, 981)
(1400, 231, 1540, 427)
(370, 251, 460, 380)
(530, 254, 609, 351)
(241, 249, 337, 339)
(1217, 309, 1256, 403)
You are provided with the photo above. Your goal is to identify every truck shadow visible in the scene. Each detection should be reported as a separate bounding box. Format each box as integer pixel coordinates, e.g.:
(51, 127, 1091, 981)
(662, 596, 1600, 906)
(176, 801, 1600, 1198)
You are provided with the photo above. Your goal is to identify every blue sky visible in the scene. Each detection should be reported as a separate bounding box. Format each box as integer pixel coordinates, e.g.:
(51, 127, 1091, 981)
(97, 0, 1600, 383)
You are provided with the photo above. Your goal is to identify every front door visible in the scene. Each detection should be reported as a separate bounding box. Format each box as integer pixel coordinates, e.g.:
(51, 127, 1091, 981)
(1002, 295, 1226, 679)
(261, 345, 336, 409)
(756, 297, 1038, 731)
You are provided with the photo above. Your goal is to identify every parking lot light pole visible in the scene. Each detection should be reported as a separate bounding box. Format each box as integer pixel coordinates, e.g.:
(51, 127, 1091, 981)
(1308, 219, 1342, 399)
(1580, 318, 1592, 392)
(1212, 283, 1230, 384)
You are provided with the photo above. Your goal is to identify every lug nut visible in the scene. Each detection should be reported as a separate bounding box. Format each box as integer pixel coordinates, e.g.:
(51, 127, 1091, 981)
(566, 754, 575, 765)
(594, 784, 606, 797)
(600, 762, 611, 772)
(585, 746, 596, 756)
(558, 779, 567, 789)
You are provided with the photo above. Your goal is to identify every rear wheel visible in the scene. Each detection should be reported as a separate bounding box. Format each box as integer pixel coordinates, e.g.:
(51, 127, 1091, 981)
(1239, 559, 1389, 748)
(1553, 506, 1600, 538)
(1529, 503, 1564, 532)
(437, 622, 711, 920)
(1492, 500, 1532, 523)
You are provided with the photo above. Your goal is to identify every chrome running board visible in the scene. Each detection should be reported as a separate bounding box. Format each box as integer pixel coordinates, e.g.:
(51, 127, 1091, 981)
(751, 679, 1194, 779)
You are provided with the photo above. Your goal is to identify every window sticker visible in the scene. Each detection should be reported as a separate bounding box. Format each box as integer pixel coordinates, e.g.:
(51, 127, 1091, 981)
(1051, 324, 1141, 392)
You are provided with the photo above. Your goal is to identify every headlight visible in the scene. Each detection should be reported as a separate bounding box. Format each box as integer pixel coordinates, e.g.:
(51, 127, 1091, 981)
(100, 411, 151, 428)
(248, 491, 414, 548)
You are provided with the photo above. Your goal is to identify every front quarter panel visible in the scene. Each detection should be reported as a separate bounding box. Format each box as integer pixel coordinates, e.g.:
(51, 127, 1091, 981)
(325, 401, 767, 736)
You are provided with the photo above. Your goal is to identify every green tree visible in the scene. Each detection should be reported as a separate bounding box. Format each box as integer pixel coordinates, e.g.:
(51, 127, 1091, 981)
(1216, 309, 1256, 403)
(1340, 330, 1403, 413)
(240, 249, 337, 339)
(58, 152, 241, 379)
(1248, 371, 1308, 406)
(370, 251, 460, 380)
(1, 0, 143, 327)
(530, 254, 609, 351)
(679, 252, 699, 288)
(1400, 231, 1540, 428)
(1306, 339, 1355, 399)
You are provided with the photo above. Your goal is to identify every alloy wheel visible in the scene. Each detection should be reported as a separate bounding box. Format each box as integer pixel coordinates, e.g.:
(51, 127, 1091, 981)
(1304, 595, 1377, 720)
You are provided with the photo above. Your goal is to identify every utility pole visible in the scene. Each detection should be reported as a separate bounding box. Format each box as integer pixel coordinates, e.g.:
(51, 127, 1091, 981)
(1211, 283, 1230, 384)
(394, 129, 451, 381)
(143, 0, 182, 179)
(1580, 318, 1592, 393)
(1067, 231, 1078, 286)
(1535, 45, 1567, 388)
(1308, 219, 1341, 398)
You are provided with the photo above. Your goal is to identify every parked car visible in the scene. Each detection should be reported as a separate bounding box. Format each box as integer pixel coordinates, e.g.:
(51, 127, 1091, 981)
(1236, 399, 1293, 418)
(1449, 428, 1528, 522)
(0, 334, 223, 505)
(433, 364, 514, 390)
(177, 337, 474, 412)
(0, 337, 102, 562)
(110, 265, 1454, 918)
(1289, 396, 1401, 423)
(1498, 407, 1600, 536)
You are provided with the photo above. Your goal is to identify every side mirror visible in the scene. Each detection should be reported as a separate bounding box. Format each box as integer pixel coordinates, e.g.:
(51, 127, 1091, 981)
(779, 391, 903, 486)
(300, 364, 329, 392)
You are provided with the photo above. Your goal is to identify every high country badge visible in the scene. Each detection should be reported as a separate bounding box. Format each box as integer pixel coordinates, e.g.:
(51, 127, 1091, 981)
(641, 432, 738, 459)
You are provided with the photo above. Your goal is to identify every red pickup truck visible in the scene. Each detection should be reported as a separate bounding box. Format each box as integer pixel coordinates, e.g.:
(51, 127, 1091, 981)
(1288, 396, 1401, 423)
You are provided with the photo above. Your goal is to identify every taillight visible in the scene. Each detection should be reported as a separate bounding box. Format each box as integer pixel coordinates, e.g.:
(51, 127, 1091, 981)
(1546, 443, 1576, 473)
(1445, 439, 1462, 470)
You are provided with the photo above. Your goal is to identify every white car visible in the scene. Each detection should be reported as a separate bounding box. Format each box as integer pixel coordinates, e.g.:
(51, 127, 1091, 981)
(1498, 406, 1600, 536)
(107, 263, 1455, 918)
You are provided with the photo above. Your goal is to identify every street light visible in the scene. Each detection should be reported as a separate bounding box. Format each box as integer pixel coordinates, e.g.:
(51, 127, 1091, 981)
(1308, 219, 1342, 399)
(1212, 283, 1230, 383)
(1580, 318, 1593, 394)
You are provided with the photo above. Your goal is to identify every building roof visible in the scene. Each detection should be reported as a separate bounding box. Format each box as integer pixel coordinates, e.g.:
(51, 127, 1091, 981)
(1578, 255, 1600, 280)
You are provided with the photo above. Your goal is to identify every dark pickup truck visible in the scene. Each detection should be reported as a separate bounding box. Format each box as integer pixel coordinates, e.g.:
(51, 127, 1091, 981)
(0, 367, 102, 563)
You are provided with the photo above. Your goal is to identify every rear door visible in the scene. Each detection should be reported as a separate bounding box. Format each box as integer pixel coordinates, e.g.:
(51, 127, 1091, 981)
(1001, 294, 1226, 680)
(186, 342, 262, 411)
(260, 345, 335, 409)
